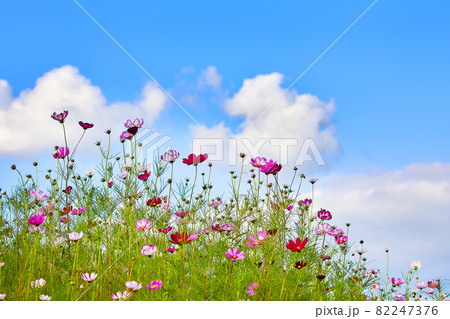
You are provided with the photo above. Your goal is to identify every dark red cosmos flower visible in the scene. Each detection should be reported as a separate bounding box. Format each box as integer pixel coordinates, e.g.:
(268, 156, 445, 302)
(294, 261, 307, 270)
(147, 197, 162, 207)
(61, 205, 73, 216)
(316, 275, 326, 281)
(127, 127, 139, 136)
(79, 121, 94, 130)
(182, 154, 208, 166)
(51, 110, 68, 123)
(138, 172, 151, 181)
(169, 232, 193, 245)
(286, 237, 308, 253)
(62, 186, 72, 194)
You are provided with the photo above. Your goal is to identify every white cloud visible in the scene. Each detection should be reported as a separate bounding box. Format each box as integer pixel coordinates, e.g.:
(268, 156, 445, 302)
(0, 65, 168, 157)
(198, 66, 222, 90)
(313, 162, 450, 280)
(191, 72, 339, 168)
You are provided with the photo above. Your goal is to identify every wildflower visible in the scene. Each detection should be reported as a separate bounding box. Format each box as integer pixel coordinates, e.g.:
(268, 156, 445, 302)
(138, 172, 151, 181)
(0, 294, 5, 301)
(111, 291, 132, 301)
(210, 200, 223, 208)
(147, 280, 162, 290)
(39, 295, 51, 301)
(315, 223, 333, 236)
(71, 206, 86, 216)
(410, 260, 422, 270)
(298, 198, 312, 208)
(108, 181, 113, 188)
(120, 131, 134, 142)
(175, 211, 188, 218)
(285, 204, 293, 211)
(79, 121, 94, 130)
(329, 228, 344, 237)
(416, 281, 427, 289)
(53, 146, 70, 159)
(250, 157, 267, 168)
(126, 281, 143, 291)
(140, 245, 157, 257)
(169, 232, 194, 245)
(391, 292, 405, 301)
(309, 178, 318, 184)
(335, 236, 348, 245)
(364, 269, 377, 279)
(371, 282, 380, 290)
(81, 273, 97, 282)
(225, 248, 245, 261)
(62, 186, 73, 194)
(428, 279, 440, 288)
(246, 281, 258, 296)
(31, 278, 46, 288)
(161, 150, 180, 163)
(246, 230, 268, 247)
(29, 189, 49, 203)
(0, 262, 5, 268)
(51, 110, 68, 123)
(161, 202, 172, 210)
(391, 277, 405, 287)
(147, 197, 162, 207)
(354, 245, 368, 255)
(260, 160, 282, 175)
(28, 214, 45, 226)
(60, 216, 70, 223)
(286, 237, 308, 253)
(294, 261, 307, 270)
(182, 153, 208, 166)
(84, 169, 96, 177)
(124, 118, 144, 129)
(427, 288, 436, 294)
(220, 224, 237, 232)
(135, 219, 152, 231)
(167, 247, 175, 253)
(117, 171, 129, 179)
(317, 209, 332, 220)
(68, 231, 84, 242)
(54, 236, 66, 247)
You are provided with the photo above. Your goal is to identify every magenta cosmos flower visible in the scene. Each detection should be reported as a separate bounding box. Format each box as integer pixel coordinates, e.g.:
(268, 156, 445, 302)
(299, 198, 312, 208)
(79, 121, 94, 130)
(317, 209, 332, 220)
(260, 159, 282, 175)
(182, 153, 208, 166)
(140, 245, 157, 256)
(175, 211, 188, 218)
(126, 281, 143, 291)
(147, 280, 162, 290)
(161, 150, 180, 163)
(315, 223, 333, 235)
(246, 281, 258, 296)
(210, 200, 223, 208)
(111, 291, 132, 301)
(391, 277, 405, 287)
(158, 226, 172, 233)
(225, 248, 245, 261)
(68, 231, 84, 242)
(335, 236, 348, 245)
(53, 146, 69, 159)
(29, 189, 49, 203)
(135, 219, 152, 231)
(51, 110, 68, 123)
(71, 206, 86, 216)
(28, 214, 46, 226)
(120, 131, 134, 142)
(250, 157, 267, 168)
(81, 273, 97, 282)
(246, 230, 268, 247)
(124, 118, 144, 129)
(138, 172, 151, 181)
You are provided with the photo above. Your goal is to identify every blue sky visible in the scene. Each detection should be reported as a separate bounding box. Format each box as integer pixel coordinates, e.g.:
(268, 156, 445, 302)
(1, 1, 450, 284)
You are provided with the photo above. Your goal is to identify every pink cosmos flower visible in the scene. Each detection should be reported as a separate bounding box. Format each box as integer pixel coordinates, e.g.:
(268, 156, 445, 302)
(29, 189, 49, 203)
(364, 269, 377, 279)
(317, 209, 332, 220)
(68, 231, 84, 242)
(250, 157, 267, 168)
(117, 171, 129, 179)
(51, 110, 68, 123)
(210, 200, 223, 208)
(111, 290, 132, 301)
(79, 121, 94, 130)
(126, 281, 143, 291)
(0, 294, 5, 301)
(39, 295, 51, 301)
(299, 198, 312, 208)
(147, 280, 162, 290)
(391, 277, 405, 287)
(53, 147, 69, 159)
(246, 281, 258, 296)
(329, 228, 344, 237)
(161, 202, 172, 210)
(120, 131, 134, 142)
(28, 214, 45, 226)
(428, 279, 440, 288)
(246, 230, 268, 247)
(315, 223, 333, 235)
(81, 273, 97, 282)
(220, 224, 237, 232)
(31, 278, 46, 288)
(225, 248, 245, 261)
(138, 172, 151, 181)
(427, 288, 436, 294)
(135, 219, 152, 231)
(260, 159, 282, 175)
(416, 282, 427, 289)
(71, 206, 86, 216)
(175, 211, 188, 218)
(161, 150, 180, 163)
(124, 118, 144, 129)
(158, 226, 173, 233)
(371, 282, 380, 290)
(391, 292, 405, 301)
(182, 153, 208, 166)
(335, 236, 348, 245)
(60, 216, 70, 223)
(140, 245, 157, 256)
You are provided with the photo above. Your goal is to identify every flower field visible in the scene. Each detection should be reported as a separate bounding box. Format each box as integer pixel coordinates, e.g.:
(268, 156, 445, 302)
(0, 111, 447, 301)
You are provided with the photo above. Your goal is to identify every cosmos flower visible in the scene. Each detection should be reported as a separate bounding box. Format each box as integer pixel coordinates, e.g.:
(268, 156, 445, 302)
(135, 219, 152, 231)
(29, 189, 49, 203)
(51, 110, 68, 123)
(138, 172, 151, 181)
(416, 282, 427, 289)
(250, 157, 267, 168)
(117, 171, 129, 179)
(354, 245, 369, 255)
(84, 169, 96, 177)
(317, 209, 332, 220)
(53, 147, 69, 159)
(286, 237, 308, 253)
(260, 160, 282, 175)
(0, 294, 5, 301)
(71, 206, 86, 216)
(161, 150, 180, 163)
(31, 278, 46, 289)
(140, 245, 157, 256)
(147, 197, 162, 207)
(79, 121, 94, 130)
(120, 131, 133, 142)
(225, 248, 245, 261)
(391, 277, 405, 287)
(315, 223, 333, 236)
(124, 118, 144, 129)
(111, 291, 132, 301)
(391, 292, 405, 301)
(246, 281, 258, 296)
(335, 236, 348, 245)
(182, 154, 208, 166)
(175, 211, 189, 218)
(246, 230, 268, 247)
(210, 200, 223, 208)
(39, 295, 51, 301)
(294, 261, 307, 270)
(309, 178, 318, 184)
(126, 281, 143, 291)
(81, 273, 97, 282)
(147, 280, 162, 290)
(28, 214, 45, 226)
(68, 231, 84, 242)
(410, 260, 422, 270)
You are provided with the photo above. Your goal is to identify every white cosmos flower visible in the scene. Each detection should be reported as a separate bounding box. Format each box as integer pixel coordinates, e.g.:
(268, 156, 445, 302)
(31, 278, 46, 288)
(354, 245, 368, 255)
(410, 260, 422, 270)
(39, 295, 51, 301)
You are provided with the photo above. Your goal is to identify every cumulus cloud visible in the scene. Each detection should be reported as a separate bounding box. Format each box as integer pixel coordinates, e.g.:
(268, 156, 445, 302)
(198, 66, 222, 90)
(0, 65, 168, 157)
(313, 162, 450, 279)
(191, 72, 339, 168)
